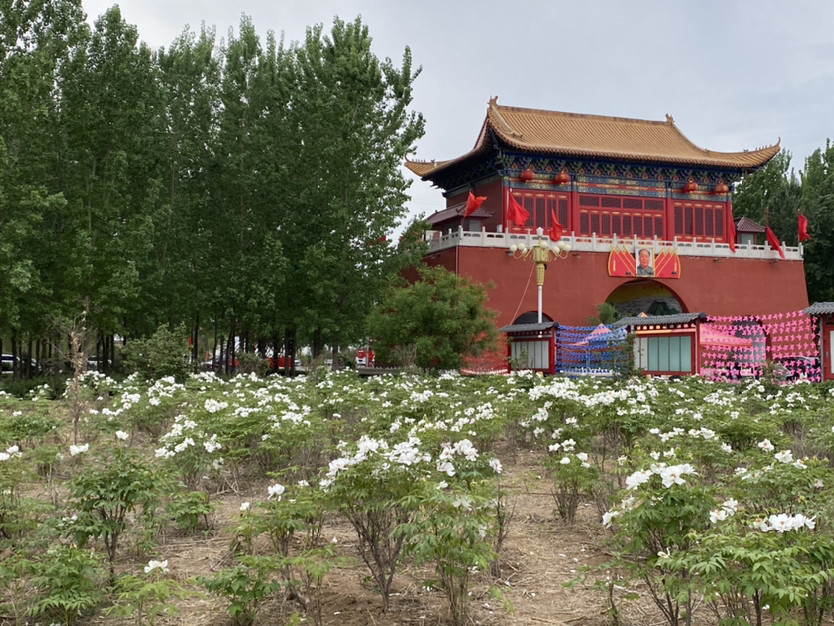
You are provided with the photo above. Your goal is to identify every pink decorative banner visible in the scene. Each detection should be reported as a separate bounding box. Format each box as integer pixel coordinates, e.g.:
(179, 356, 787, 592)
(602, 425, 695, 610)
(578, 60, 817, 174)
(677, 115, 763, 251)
(701, 310, 820, 383)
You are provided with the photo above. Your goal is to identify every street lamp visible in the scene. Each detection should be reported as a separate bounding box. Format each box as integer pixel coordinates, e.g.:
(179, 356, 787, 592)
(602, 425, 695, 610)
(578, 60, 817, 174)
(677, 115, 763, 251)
(508, 229, 570, 323)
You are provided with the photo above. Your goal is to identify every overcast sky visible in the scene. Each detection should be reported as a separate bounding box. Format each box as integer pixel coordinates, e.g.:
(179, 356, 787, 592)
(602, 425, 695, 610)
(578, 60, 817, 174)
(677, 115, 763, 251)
(81, 0, 834, 227)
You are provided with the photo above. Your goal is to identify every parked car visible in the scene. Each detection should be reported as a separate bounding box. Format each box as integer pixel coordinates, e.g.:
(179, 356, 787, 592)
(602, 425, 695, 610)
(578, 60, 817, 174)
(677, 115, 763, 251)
(1, 354, 40, 375)
(1, 354, 17, 375)
(86, 357, 111, 371)
(356, 349, 375, 367)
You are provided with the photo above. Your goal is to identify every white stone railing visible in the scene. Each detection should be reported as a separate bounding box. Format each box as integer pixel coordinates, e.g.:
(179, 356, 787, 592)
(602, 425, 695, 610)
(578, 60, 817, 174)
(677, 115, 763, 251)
(424, 226, 803, 261)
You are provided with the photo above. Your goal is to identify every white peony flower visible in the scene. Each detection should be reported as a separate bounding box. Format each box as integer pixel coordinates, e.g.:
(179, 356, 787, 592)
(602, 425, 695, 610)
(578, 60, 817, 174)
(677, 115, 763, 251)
(144, 559, 169, 574)
(625, 469, 652, 490)
(757, 439, 775, 453)
(267, 483, 286, 500)
(69, 443, 89, 456)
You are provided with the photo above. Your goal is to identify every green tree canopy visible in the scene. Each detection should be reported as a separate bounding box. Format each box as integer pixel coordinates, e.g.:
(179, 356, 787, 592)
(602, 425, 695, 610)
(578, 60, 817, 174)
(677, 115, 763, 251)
(732, 149, 802, 246)
(0, 6, 426, 376)
(798, 141, 834, 302)
(368, 265, 498, 372)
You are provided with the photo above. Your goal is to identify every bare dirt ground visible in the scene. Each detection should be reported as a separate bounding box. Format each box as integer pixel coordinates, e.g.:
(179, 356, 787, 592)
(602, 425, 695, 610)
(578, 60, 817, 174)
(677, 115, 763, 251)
(78, 447, 666, 626)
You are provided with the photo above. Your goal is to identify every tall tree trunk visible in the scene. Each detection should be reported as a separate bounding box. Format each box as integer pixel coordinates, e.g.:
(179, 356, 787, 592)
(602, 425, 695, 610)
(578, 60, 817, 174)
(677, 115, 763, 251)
(94, 331, 102, 372)
(212, 319, 219, 371)
(312, 328, 323, 360)
(11, 332, 18, 380)
(192, 315, 200, 372)
(27, 337, 34, 378)
(271, 330, 280, 374)
(226, 322, 236, 374)
(284, 327, 296, 375)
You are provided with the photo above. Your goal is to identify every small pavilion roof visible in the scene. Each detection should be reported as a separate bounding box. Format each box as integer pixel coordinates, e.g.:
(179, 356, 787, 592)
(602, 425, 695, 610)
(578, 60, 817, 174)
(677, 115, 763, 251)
(803, 302, 834, 316)
(499, 322, 558, 334)
(735, 216, 766, 233)
(406, 98, 780, 181)
(613, 312, 707, 329)
(426, 201, 492, 226)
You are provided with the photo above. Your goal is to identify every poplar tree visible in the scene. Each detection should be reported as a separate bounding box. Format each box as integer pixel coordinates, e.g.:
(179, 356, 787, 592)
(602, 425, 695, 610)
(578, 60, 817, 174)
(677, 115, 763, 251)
(57, 6, 167, 355)
(0, 0, 85, 364)
(798, 142, 834, 302)
(210, 18, 289, 363)
(153, 26, 222, 353)
(287, 17, 424, 362)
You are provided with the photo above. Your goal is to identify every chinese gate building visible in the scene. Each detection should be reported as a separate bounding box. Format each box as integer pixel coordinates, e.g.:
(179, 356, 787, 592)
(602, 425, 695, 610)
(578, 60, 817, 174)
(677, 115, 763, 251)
(406, 98, 808, 329)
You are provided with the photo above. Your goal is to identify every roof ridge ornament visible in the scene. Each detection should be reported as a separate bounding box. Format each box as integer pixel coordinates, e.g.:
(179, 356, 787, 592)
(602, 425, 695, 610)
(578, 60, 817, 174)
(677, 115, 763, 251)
(489, 97, 522, 138)
(665, 113, 674, 123)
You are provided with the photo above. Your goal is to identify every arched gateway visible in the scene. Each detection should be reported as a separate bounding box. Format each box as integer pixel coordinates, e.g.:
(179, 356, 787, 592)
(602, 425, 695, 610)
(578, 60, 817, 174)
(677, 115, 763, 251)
(606, 280, 685, 319)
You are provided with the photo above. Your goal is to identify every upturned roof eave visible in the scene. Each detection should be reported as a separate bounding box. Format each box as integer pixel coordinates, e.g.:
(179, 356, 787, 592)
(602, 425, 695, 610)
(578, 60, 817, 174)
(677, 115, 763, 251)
(493, 137, 781, 170)
(406, 99, 781, 182)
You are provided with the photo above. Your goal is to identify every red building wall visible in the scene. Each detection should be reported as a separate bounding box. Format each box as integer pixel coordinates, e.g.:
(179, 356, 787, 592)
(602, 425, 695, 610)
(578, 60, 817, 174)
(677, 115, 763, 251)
(423, 247, 809, 328)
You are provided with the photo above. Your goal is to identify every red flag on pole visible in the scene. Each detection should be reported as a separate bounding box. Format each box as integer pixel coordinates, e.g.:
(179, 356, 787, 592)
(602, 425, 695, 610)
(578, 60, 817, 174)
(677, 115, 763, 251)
(463, 190, 487, 218)
(765, 226, 786, 259)
(798, 213, 811, 242)
(549, 208, 564, 241)
(507, 193, 529, 228)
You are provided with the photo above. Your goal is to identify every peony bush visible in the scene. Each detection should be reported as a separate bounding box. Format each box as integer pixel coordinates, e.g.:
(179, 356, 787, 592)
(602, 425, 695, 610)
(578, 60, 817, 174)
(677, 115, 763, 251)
(0, 368, 833, 624)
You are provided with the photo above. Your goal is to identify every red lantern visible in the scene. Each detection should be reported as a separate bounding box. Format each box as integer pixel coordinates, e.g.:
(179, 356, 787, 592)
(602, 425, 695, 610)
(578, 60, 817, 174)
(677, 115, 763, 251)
(553, 169, 571, 185)
(683, 179, 698, 193)
(714, 181, 729, 194)
(520, 168, 535, 182)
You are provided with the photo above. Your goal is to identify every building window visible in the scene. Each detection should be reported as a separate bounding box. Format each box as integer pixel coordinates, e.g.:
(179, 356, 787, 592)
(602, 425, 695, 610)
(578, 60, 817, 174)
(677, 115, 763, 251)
(464, 218, 482, 231)
(575, 194, 664, 239)
(511, 340, 549, 369)
(535, 197, 546, 228)
(557, 197, 568, 226)
(512, 191, 571, 232)
(635, 335, 693, 373)
(673, 202, 728, 241)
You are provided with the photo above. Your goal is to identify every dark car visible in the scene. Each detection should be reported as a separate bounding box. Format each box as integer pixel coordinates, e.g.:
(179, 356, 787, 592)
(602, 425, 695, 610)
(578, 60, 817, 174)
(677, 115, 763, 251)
(2, 354, 40, 375)
(1, 354, 16, 375)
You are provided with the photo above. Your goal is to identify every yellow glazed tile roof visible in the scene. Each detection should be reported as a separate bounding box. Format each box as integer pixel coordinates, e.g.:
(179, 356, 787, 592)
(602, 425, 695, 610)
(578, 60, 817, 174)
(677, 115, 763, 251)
(406, 98, 780, 178)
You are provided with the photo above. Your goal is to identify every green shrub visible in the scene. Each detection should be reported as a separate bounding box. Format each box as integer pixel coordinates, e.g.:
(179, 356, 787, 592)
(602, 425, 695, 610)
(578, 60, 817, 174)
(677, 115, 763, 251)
(121, 324, 191, 382)
(167, 488, 214, 533)
(198, 555, 280, 626)
(29, 544, 106, 624)
(68, 448, 161, 583)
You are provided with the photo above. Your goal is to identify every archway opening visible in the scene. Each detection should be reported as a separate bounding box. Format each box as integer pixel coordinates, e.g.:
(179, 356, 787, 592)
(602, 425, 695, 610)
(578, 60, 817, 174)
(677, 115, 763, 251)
(513, 311, 554, 325)
(605, 279, 686, 318)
